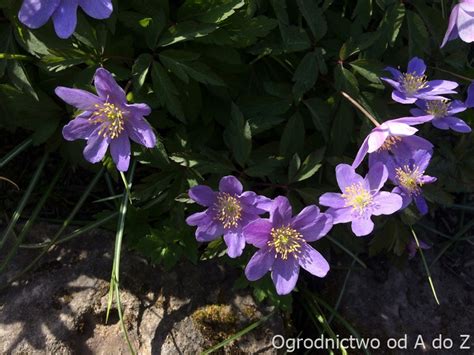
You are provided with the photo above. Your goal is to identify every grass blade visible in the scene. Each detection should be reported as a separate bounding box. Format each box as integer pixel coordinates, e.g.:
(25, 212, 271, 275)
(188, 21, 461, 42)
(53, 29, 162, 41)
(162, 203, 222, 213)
(201, 311, 274, 355)
(410, 228, 440, 305)
(0, 137, 33, 168)
(326, 235, 366, 269)
(0, 153, 48, 251)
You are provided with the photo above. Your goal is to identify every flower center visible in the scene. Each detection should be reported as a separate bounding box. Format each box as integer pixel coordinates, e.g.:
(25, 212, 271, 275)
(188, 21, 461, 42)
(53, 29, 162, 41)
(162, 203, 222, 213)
(89, 102, 125, 139)
(425, 100, 449, 118)
(402, 73, 428, 95)
(379, 135, 402, 151)
(395, 165, 423, 195)
(342, 183, 373, 214)
(268, 225, 303, 260)
(214, 192, 242, 229)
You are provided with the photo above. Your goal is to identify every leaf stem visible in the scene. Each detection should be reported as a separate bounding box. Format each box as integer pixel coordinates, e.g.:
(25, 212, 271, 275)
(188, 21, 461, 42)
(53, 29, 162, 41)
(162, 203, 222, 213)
(341, 91, 380, 127)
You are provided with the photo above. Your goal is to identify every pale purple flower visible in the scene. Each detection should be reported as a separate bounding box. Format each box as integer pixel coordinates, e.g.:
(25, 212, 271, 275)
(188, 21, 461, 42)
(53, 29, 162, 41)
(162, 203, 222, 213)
(56, 68, 156, 171)
(381, 57, 458, 104)
(352, 116, 433, 169)
(19, 0, 113, 39)
(386, 149, 437, 215)
(319, 163, 403, 237)
(441, 0, 474, 48)
(407, 239, 431, 259)
(243, 196, 333, 295)
(186, 176, 271, 258)
(410, 100, 471, 133)
(466, 81, 474, 108)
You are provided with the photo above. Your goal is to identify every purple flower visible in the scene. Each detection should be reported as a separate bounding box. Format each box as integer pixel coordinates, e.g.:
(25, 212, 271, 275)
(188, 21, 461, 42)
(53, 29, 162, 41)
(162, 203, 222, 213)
(410, 100, 471, 133)
(465, 81, 474, 108)
(441, 0, 474, 48)
(352, 117, 433, 169)
(186, 176, 271, 258)
(243, 196, 333, 295)
(407, 239, 431, 259)
(386, 149, 437, 215)
(381, 57, 458, 104)
(19, 0, 113, 39)
(319, 163, 403, 237)
(56, 68, 156, 171)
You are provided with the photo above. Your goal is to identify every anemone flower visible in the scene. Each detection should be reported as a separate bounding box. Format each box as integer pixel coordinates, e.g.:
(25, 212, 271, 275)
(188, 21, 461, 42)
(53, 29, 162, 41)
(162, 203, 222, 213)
(441, 0, 474, 48)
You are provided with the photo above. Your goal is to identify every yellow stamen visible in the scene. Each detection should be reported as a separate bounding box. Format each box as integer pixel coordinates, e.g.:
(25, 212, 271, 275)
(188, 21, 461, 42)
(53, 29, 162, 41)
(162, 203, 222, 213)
(342, 182, 373, 214)
(395, 165, 423, 195)
(268, 225, 303, 260)
(89, 102, 125, 139)
(379, 135, 402, 151)
(214, 192, 242, 229)
(402, 73, 428, 95)
(425, 100, 449, 118)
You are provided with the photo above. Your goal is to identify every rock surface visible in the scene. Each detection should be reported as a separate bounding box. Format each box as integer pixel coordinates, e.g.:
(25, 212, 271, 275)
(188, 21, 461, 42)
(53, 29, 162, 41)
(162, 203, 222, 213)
(0, 225, 284, 354)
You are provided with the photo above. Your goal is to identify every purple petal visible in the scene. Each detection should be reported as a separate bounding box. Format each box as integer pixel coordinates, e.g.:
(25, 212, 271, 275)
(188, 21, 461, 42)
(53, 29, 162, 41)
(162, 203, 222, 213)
(298, 243, 330, 277)
(441, 5, 460, 47)
(78, 0, 112, 19)
(124, 115, 156, 148)
(224, 232, 245, 258)
(432, 118, 450, 130)
(384, 67, 402, 80)
(300, 213, 333, 242)
(381, 77, 401, 90)
(327, 207, 353, 224)
(367, 129, 389, 153)
(186, 211, 211, 226)
(425, 80, 459, 93)
(270, 196, 292, 227)
(243, 219, 272, 248)
(394, 135, 433, 154)
(319, 192, 346, 208)
(55, 87, 102, 110)
(414, 195, 428, 215)
(467, 82, 474, 108)
(384, 122, 418, 136)
(365, 162, 388, 192)
(444, 116, 472, 133)
(62, 117, 96, 141)
(352, 135, 369, 169)
(372, 192, 403, 216)
(409, 108, 428, 117)
(254, 195, 274, 212)
(271, 257, 300, 295)
(407, 57, 426, 76)
(392, 187, 412, 210)
(421, 175, 437, 184)
(109, 134, 131, 171)
(196, 221, 222, 242)
(188, 185, 216, 207)
(291, 205, 320, 230)
(83, 127, 110, 163)
(219, 176, 243, 195)
(335, 164, 363, 192)
(351, 217, 374, 237)
(448, 100, 467, 114)
(19, 0, 60, 29)
(245, 247, 275, 281)
(457, 4, 474, 43)
(94, 68, 126, 103)
(52, 0, 78, 39)
(388, 115, 433, 125)
(392, 90, 416, 104)
(125, 103, 152, 117)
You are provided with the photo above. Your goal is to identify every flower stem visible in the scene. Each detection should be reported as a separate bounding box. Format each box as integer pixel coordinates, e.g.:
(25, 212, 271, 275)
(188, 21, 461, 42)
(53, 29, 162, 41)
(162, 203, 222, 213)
(341, 91, 380, 127)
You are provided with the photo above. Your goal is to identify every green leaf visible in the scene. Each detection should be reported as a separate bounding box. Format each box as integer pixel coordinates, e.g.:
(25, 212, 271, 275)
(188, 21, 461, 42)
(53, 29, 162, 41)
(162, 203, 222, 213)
(280, 112, 305, 157)
(142, 12, 167, 49)
(296, 0, 327, 41)
(178, 0, 245, 23)
(349, 59, 383, 84)
(303, 97, 330, 141)
(157, 21, 217, 47)
(151, 61, 185, 122)
(292, 51, 319, 101)
(406, 10, 429, 58)
(335, 65, 359, 96)
(159, 50, 225, 86)
(293, 148, 325, 182)
(7, 60, 38, 100)
(223, 103, 252, 167)
(288, 154, 301, 182)
(132, 53, 153, 93)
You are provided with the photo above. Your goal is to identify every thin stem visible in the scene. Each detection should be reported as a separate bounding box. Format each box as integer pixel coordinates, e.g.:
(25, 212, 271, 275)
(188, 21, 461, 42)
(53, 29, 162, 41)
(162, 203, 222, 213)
(0, 137, 33, 168)
(341, 91, 380, 127)
(432, 66, 474, 83)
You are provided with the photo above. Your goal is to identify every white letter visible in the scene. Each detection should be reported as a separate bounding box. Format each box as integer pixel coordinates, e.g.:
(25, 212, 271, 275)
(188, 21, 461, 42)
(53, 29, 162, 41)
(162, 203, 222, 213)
(398, 335, 408, 349)
(272, 335, 284, 349)
(460, 335, 471, 350)
(414, 335, 426, 349)
(303, 338, 313, 349)
(433, 335, 442, 349)
(370, 338, 381, 349)
(287, 338, 296, 353)
(387, 338, 397, 349)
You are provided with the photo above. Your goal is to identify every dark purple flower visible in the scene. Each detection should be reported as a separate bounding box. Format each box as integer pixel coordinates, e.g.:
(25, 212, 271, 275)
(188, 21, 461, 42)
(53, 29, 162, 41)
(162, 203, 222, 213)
(186, 176, 271, 258)
(243, 196, 333, 295)
(386, 149, 437, 215)
(352, 117, 433, 169)
(319, 163, 403, 237)
(56, 68, 156, 171)
(410, 99, 471, 133)
(465, 81, 474, 108)
(407, 239, 431, 259)
(19, 0, 113, 39)
(381, 57, 458, 104)
(441, 0, 474, 48)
